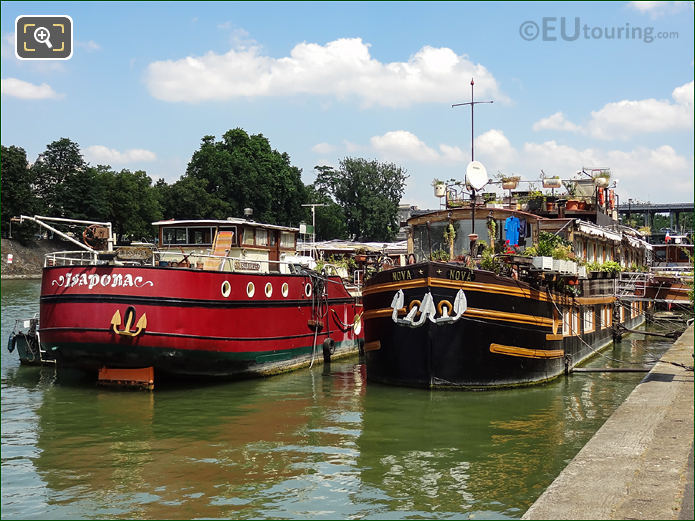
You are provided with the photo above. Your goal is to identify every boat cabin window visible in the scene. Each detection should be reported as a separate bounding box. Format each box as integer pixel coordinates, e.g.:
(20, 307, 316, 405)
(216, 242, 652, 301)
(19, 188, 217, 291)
(190, 228, 212, 245)
(242, 227, 255, 246)
(161, 226, 223, 246)
(280, 231, 295, 249)
(256, 228, 268, 247)
(162, 227, 187, 245)
(162, 227, 211, 246)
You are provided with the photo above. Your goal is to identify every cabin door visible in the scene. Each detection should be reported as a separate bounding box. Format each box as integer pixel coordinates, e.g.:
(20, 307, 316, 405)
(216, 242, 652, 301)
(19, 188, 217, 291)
(269, 231, 280, 271)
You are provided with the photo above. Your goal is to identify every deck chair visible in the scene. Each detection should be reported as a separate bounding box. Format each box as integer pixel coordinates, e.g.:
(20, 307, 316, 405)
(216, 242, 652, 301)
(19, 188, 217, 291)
(203, 231, 234, 271)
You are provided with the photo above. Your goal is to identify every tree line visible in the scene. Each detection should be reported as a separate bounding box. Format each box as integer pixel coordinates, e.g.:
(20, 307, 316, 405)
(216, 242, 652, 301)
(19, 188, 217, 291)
(1, 128, 408, 244)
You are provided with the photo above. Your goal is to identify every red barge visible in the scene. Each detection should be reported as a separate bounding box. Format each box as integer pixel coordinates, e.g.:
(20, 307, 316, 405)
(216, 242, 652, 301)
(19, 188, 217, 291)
(25, 216, 364, 387)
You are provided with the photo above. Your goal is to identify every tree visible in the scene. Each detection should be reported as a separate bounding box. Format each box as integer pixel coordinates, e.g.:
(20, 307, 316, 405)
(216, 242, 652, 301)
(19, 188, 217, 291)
(156, 175, 232, 220)
(1, 145, 40, 242)
(185, 129, 306, 225)
(59, 165, 112, 222)
(314, 158, 407, 241)
(303, 184, 347, 240)
(105, 169, 162, 242)
(30, 138, 86, 215)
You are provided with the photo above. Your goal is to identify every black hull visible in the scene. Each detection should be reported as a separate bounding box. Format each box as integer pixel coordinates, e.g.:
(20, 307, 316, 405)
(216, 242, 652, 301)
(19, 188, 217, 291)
(363, 262, 646, 390)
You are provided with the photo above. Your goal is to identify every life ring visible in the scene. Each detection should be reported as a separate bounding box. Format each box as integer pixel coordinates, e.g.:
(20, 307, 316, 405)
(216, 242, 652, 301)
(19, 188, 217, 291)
(609, 189, 615, 209)
(597, 187, 605, 206)
(437, 299, 453, 317)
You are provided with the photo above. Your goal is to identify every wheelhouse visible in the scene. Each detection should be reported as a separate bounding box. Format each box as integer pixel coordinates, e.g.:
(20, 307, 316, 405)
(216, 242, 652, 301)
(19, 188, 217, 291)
(153, 219, 298, 273)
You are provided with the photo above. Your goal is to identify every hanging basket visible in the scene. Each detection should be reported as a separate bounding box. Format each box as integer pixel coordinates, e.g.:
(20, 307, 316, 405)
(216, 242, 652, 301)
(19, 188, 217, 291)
(543, 178, 562, 189)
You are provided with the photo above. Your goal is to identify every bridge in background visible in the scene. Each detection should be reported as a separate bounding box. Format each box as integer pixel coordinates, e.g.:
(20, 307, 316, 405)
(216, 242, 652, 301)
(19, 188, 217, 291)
(617, 202, 693, 232)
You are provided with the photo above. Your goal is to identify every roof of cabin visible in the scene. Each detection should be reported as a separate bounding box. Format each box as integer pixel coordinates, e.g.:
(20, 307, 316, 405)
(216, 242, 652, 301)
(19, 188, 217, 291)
(152, 219, 299, 233)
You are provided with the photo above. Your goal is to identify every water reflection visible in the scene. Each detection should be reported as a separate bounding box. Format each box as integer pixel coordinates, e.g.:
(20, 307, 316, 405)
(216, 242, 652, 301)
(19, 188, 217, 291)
(2, 280, 675, 519)
(26, 363, 367, 519)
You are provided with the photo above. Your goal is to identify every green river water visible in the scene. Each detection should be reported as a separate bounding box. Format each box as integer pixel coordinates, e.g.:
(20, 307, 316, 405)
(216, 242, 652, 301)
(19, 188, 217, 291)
(1, 278, 674, 519)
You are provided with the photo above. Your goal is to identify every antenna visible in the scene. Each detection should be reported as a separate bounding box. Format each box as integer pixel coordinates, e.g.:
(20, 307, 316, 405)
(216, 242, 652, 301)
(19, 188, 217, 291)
(452, 78, 494, 162)
(301, 203, 326, 258)
(452, 79, 493, 249)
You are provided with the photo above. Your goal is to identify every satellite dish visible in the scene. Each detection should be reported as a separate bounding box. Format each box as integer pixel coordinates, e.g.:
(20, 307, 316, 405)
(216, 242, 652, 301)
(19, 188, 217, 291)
(465, 161, 488, 191)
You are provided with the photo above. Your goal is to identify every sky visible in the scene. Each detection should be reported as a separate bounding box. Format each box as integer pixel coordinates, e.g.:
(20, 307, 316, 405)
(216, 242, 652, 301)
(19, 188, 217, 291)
(1, 1, 693, 211)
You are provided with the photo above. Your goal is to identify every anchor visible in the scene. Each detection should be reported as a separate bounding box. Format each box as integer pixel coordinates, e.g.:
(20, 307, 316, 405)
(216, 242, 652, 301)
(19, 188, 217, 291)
(391, 289, 467, 327)
(111, 306, 147, 337)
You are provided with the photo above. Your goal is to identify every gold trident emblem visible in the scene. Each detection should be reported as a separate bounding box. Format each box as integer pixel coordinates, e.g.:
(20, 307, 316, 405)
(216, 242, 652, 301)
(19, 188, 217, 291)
(111, 306, 147, 337)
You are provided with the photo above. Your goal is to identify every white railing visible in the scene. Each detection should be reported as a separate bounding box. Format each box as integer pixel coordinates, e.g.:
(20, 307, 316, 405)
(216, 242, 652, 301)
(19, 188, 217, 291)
(42, 249, 323, 276)
(45, 251, 100, 266)
(615, 271, 649, 298)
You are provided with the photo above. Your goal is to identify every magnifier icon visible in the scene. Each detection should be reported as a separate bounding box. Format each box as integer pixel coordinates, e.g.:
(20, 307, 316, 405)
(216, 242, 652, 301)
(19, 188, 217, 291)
(33, 26, 53, 49)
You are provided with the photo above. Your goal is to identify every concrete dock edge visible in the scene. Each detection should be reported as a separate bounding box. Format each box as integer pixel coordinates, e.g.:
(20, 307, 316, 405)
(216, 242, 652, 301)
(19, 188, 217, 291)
(523, 324, 694, 520)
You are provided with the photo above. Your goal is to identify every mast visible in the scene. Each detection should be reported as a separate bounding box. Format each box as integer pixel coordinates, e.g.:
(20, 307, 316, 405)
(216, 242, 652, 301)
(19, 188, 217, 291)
(452, 78, 493, 246)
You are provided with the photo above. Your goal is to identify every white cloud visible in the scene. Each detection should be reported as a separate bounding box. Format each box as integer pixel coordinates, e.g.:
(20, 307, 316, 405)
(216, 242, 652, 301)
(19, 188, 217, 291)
(476, 129, 517, 165)
(370, 130, 439, 161)
(532, 81, 693, 140)
(1, 77, 62, 99)
(75, 40, 101, 52)
(311, 142, 337, 155)
(532, 111, 581, 132)
(145, 38, 506, 107)
(586, 81, 693, 139)
(438, 144, 467, 163)
(1, 33, 14, 59)
(628, 1, 692, 18)
(505, 137, 691, 202)
(672, 80, 694, 106)
(356, 128, 692, 206)
(85, 145, 157, 164)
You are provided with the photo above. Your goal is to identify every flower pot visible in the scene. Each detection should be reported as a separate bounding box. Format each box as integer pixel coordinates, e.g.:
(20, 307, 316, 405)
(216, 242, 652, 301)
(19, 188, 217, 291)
(531, 256, 553, 271)
(594, 177, 609, 188)
(546, 202, 556, 211)
(566, 200, 580, 211)
(528, 198, 543, 211)
(502, 181, 518, 190)
(434, 184, 446, 198)
(543, 178, 562, 189)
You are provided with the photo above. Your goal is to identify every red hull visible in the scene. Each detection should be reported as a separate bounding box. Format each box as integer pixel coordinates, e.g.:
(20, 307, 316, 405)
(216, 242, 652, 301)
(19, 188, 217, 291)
(39, 265, 363, 377)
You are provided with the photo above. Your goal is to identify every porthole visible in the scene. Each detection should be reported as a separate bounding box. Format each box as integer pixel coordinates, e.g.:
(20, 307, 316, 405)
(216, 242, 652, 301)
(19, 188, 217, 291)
(221, 280, 231, 298)
(305, 283, 312, 297)
(281, 282, 289, 298)
(246, 282, 255, 298)
(264, 282, 273, 298)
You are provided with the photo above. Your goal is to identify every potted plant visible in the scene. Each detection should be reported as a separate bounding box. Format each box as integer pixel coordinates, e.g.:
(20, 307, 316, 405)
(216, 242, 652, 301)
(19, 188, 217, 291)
(431, 248, 450, 261)
(526, 189, 545, 211)
(432, 179, 446, 198)
(500, 175, 520, 190)
(542, 176, 562, 189)
(593, 170, 611, 188)
(443, 223, 457, 259)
